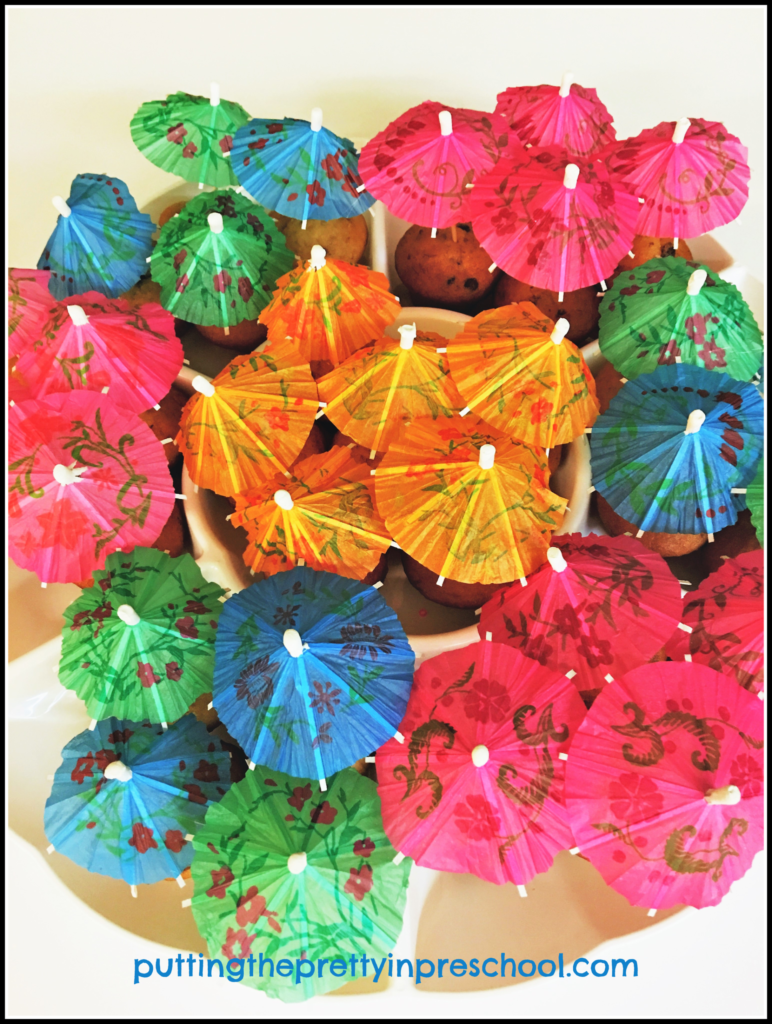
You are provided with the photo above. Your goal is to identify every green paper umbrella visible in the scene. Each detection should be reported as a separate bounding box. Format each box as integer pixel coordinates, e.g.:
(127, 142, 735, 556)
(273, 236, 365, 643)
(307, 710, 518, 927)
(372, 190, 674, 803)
(189, 765, 411, 1002)
(150, 191, 294, 327)
(130, 84, 250, 189)
(59, 548, 225, 726)
(599, 256, 763, 381)
(743, 460, 764, 545)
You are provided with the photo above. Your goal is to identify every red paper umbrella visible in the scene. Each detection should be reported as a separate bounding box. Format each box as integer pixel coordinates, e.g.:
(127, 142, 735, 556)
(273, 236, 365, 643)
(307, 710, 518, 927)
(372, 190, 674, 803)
(602, 118, 749, 244)
(495, 73, 616, 157)
(8, 268, 55, 362)
(565, 662, 764, 910)
(664, 551, 764, 695)
(9, 292, 183, 415)
(359, 100, 511, 232)
(469, 145, 640, 294)
(377, 639, 586, 887)
(8, 391, 175, 583)
(479, 534, 683, 706)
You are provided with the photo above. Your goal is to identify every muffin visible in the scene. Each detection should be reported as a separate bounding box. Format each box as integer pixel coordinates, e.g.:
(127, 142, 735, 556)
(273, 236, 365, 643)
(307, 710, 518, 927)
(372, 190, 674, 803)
(120, 275, 163, 307)
(493, 276, 600, 345)
(703, 509, 762, 575)
(395, 223, 500, 310)
(596, 493, 707, 557)
(272, 213, 368, 265)
(195, 319, 268, 352)
(402, 551, 508, 610)
(609, 236, 693, 284)
(158, 200, 189, 228)
(593, 360, 626, 414)
(139, 384, 189, 465)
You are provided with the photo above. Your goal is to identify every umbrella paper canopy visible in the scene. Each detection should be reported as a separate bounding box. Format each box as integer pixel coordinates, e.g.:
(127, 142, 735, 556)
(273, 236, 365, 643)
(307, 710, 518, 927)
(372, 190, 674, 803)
(565, 662, 764, 910)
(591, 364, 764, 537)
(495, 74, 616, 156)
(231, 446, 392, 579)
(359, 100, 510, 230)
(38, 174, 154, 299)
(212, 567, 414, 782)
(9, 292, 183, 414)
(599, 256, 763, 381)
(8, 268, 55, 360)
(189, 766, 411, 1002)
(8, 391, 175, 584)
(374, 413, 567, 585)
(131, 85, 251, 189)
(259, 245, 401, 370)
(59, 548, 225, 725)
(175, 342, 319, 497)
(744, 460, 764, 545)
(232, 109, 374, 224)
(664, 551, 764, 695)
(317, 324, 466, 457)
(602, 117, 750, 240)
(377, 639, 586, 885)
(45, 714, 232, 886)
(469, 146, 640, 293)
(447, 301, 599, 447)
(479, 534, 683, 706)
(151, 190, 294, 328)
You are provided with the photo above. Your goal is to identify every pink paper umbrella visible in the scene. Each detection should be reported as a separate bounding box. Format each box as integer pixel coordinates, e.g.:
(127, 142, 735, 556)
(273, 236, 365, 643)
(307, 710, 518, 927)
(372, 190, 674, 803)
(359, 100, 511, 233)
(602, 117, 750, 245)
(8, 268, 55, 362)
(377, 639, 586, 888)
(495, 71, 616, 157)
(9, 291, 183, 414)
(565, 662, 763, 911)
(665, 550, 764, 695)
(479, 534, 683, 707)
(470, 145, 640, 294)
(8, 391, 175, 584)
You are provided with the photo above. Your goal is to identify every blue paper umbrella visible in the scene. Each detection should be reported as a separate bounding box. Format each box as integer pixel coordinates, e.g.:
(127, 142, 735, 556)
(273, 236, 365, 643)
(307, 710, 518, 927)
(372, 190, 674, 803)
(591, 364, 763, 537)
(38, 174, 154, 299)
(213, 567, 414, 784)
(231, 110, 375, 224)
(44, 714, 233, 889)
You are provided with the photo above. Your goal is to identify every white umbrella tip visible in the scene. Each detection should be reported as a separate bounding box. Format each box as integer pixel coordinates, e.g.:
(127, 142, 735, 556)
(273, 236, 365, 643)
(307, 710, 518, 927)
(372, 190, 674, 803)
(192, 375, 216, 397)
(559, 71, 574, 97)
(672, 117, 691, 144)
(104, 760, 133, 782)
(283, 628, 304, 658)
(398, 323, 417, 350)
(563, 164, 580, 189)
(117, 604, 141, 626)
(287, 851, 307, 874)
(273, 489, 294, 511)
(309, 244, 327, 270)
(478, 444, 496, 470)
(686, 269, 708, 296)
(471, 744, 490, 767)
(210, 82, 220, 106)
(52, 195, 71, 218)
(684, 408, 707, 435)
(67, 305, 89, 327)
(550, 317, 570, 344)
(207, 211, 224, 234)
(439, 110, 453, 136)
(310, 108, 323, 132)
(547, 547, 568, 572)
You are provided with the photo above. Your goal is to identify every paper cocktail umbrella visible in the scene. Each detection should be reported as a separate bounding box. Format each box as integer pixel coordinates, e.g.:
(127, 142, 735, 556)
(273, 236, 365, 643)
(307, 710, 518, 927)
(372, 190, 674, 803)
(664, 551, 764, 695)
(469, 146, 640, 294)
(373, 413, 566, 585)
(742, 460, 764, 545)
(212, 567, 414, 785)
(590, 364, 763, 539)
(9, 292, 183, 414)
(377, 639, 586, 886)
(59, 548, 225, 726)
(8, 392, 175, 584)
(447, 301, 599, 448)
(564, 662, 763, 910)
(599, 256, 763, 381)
(131, 84, 250, 189)
(231, 446, 392, 579)
(8, 268, 55, 360)
(359, 100, 510, 233)
(232, 109, 374, 226)
(259, 245, 401, 372)
(45, 715, 232, 890)
(151, 191, 294, 329)
(602, 118, 750, 245)
(189, 766, 410, 1002)
(495, 72, 616, 157)
(317, 324, 466, 457)
(175, 343, 319, 497)
(38, 174, 154, 299)
(479, 534, 683, 706)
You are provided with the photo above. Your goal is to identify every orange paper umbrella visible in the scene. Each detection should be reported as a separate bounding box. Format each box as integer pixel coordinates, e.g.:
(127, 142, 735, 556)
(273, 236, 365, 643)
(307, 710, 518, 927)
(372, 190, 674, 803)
(231, 445, 392, 579)
(259, 245, 401, 372)
(373, 413, 567, 585)
(447, 302, 599, 449)
(318, 324, 466, 457)
(176, 341, 319, 497)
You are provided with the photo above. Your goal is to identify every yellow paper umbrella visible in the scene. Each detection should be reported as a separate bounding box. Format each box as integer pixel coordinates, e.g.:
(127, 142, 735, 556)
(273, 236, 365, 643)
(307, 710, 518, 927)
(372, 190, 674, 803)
(259, 245, 401, 374)
(374, 413, 567, 585)
(318, 324, 466, 457)
(231, 444, 392, 578)
(176, 340, 319, 497)
(447, 302, 599, 448)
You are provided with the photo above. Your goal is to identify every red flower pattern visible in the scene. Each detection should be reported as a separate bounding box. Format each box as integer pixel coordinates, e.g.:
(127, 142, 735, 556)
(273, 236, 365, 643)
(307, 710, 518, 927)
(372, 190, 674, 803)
(183, 783, 207, 805)
(213, 270, 232, 293)
(344, 864, 374, 901)
(288, 784, 313, 811)
(128, 822, 158, 854)
(165, 662, 183, 681)
(530, 396, 553, 425)
(235, 885, 282, 933)
(237, 277, 254, 303)
(206, 865, 235, 899)
(463, 677, 511, 724)
(453, 795, 501, 841)
(310, 800, 337, 825)
(321, 152, 343, 181)
(609, 773, 663, 822)
(36, 501, 89, 550)
(222, 927, 257, 959)
(71, 754, 95, 784)
(193, 759, 220, 783)
(166, 123, 187, 144)
(164, 829, 187, 853)
(136, 662, 161, 688)
(94, 748, 118, 772)
(729, 754, 763, 799)
(306, 180, 326, 207)
(175, 616, 199, 639)
(182, 142, 198, 159)
(265, 407, 289, 431)
(353, 838, 376, 858)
